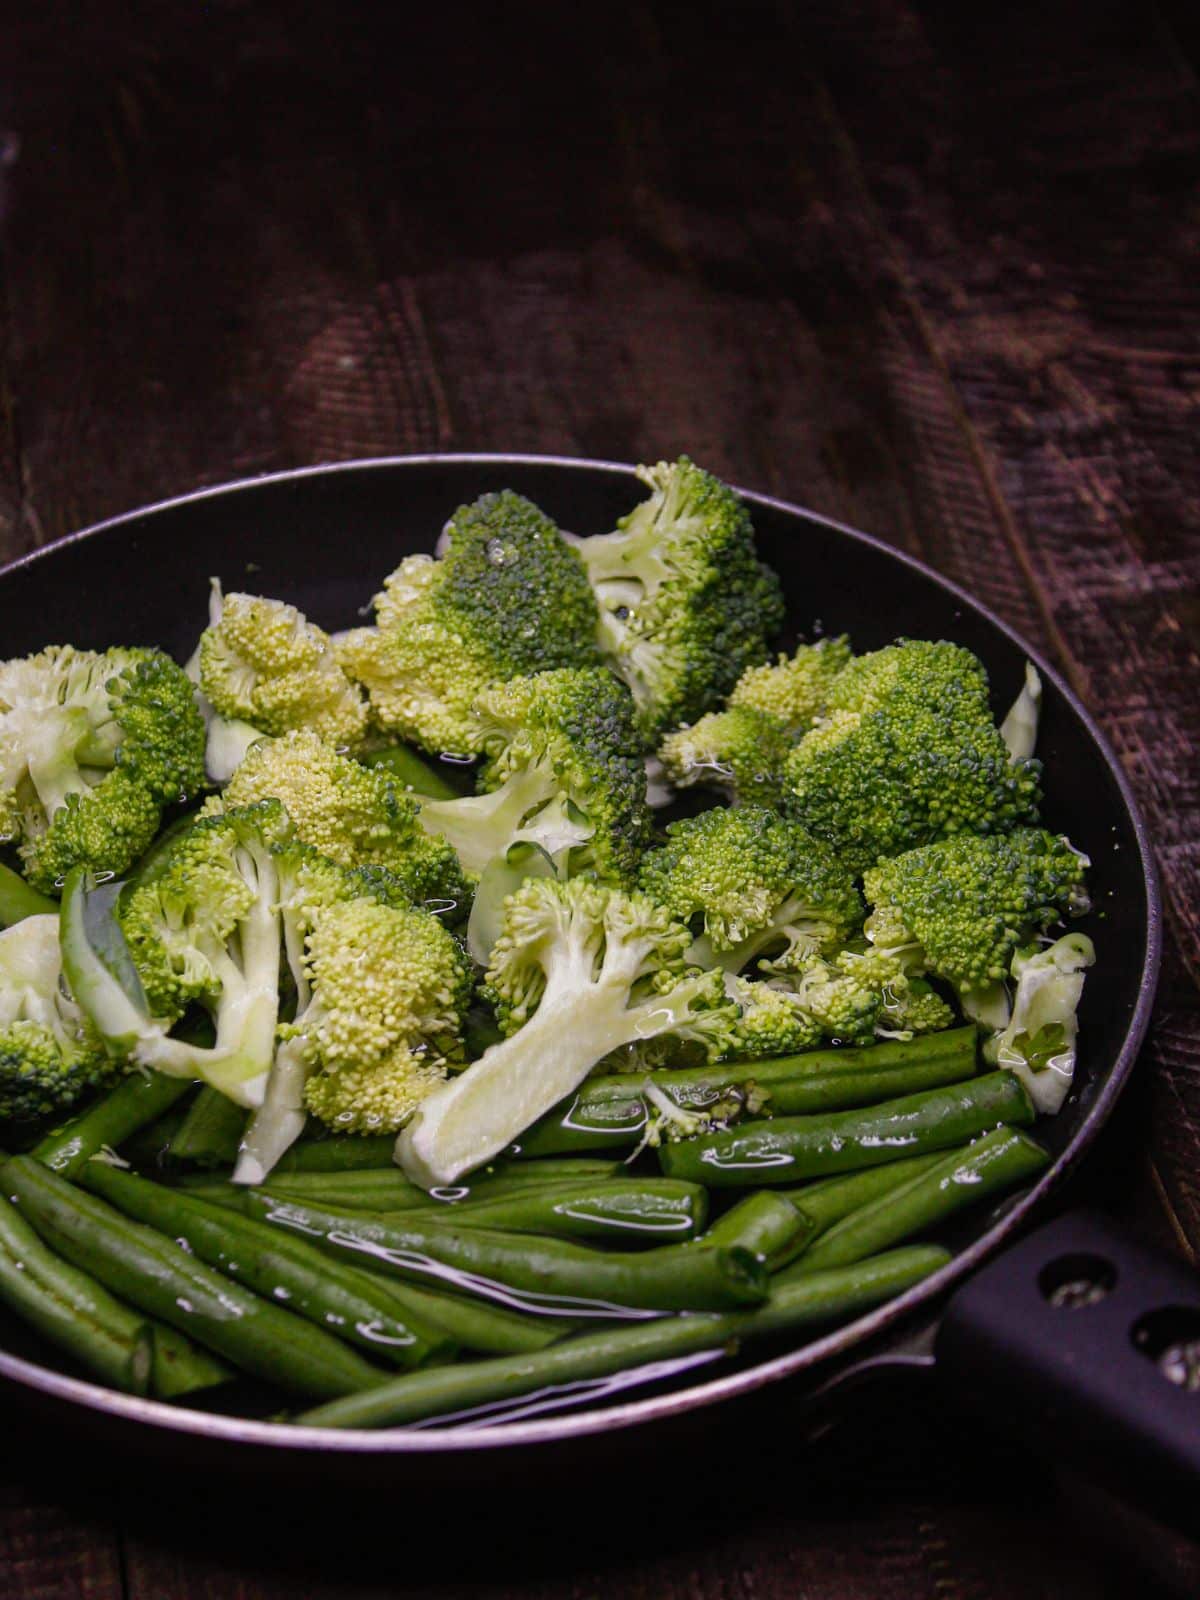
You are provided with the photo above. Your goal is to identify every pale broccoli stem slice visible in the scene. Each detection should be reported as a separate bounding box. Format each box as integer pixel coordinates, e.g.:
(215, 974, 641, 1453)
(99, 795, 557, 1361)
(992, 933, 1095, 1114)
(416, 769, 592, 878)
(396, 884, 732, 1187)
(183, 583, 265, 785)
(1000, 662, 1043, 761)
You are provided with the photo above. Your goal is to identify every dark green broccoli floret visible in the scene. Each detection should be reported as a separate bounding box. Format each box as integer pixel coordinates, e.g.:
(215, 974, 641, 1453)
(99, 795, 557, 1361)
(862, 827, 1090, 1010)
(415, 668, 652, 884)
(337, 492, 601, 757)
(729, 636, 853, 735)
(0, 912, 114, 1124)
(572, 458, 786, 737)
(657, 706, 792, 808)
(638, 805, 863, 975)
(396, 877, 737, 1184)
(783, 639, 1042, 874)
(0, 646, 206, 892)
(207, 729, 470, 915)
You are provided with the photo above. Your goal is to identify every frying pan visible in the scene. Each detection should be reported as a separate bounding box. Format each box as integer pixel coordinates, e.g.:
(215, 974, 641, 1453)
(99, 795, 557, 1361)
(0, 455, 1186, 1519)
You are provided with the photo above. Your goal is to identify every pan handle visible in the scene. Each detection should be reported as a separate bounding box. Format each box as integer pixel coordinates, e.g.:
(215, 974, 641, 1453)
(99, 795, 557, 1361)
(934, 1209, 1200, 1538)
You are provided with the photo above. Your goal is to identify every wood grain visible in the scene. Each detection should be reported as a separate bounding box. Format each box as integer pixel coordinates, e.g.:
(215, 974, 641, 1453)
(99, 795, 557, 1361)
(0, 2, 1197, 1596)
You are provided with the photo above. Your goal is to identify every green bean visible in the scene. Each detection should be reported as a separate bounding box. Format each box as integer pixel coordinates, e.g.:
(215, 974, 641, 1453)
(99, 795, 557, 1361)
(659, 1071, 1035, 1188)
(345, 1274, 567, 1356)
(298, 1244, 951, 1429)
(358, 744, 470, 799)
(119, 1107, 191, 1171)
(147, 1322, 235, 1400)
(443, 1179, 708, 1242)
(81, 1164, 455, 1370)
(784, 1127, 1050, 1277)
(167, 1086, 248, 1167)
(274, 1134, 398, 1173)
(178, 1157, 626, 1213)
(784, 1153, 948, 1237)
(517, 1027, 978, 1155)
(0, 1192, 155, 1394)
(700, 1192, 812, 1268)
(32, 1071, 195, 1177)
(0, 861, 58, 926)
(233, 1190, 769, 1315)
(5, 1157, 387, 1400)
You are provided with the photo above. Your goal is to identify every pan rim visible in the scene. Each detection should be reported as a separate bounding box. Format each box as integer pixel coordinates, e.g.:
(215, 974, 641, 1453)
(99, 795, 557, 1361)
(0, 452, 1163, 1453)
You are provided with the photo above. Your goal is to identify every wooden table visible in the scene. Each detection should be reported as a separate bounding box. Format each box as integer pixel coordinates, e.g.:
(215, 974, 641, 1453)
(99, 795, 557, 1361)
(2, 2, 1198, 1594)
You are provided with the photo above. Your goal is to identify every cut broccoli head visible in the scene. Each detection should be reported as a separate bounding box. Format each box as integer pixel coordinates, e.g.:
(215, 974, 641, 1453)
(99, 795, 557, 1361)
(729, 636, 853, 735)
(296, 897, 473, 1135)
(783, 639, 1043, 874)
(724, 976, 825, 1059)
(198, 591, 369, 752)
(337, 492, 601, 757)
(637, 805, 863, 973)
(862, 828, 1090, 1005)
(573, 458, 786, 737)
(397, 876, 738, 1184)
(0, 646, 206, 892)
(0, 912, 113, 1124)
(657, 705, 792, 808)
(415, 668, 652, 883)
(993, 932, 1095, 1114)
(208, 729, 470, 915)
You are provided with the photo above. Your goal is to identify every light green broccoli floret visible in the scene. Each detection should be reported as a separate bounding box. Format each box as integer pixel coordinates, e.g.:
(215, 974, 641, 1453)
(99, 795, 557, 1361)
(208, 729, 470, 914)
(198, 590, 369, 752)
(415, 668, 652, 884)
(0, 912, 114, 1124)
(657, 706, 792, 808)
(637, 806, 863, 974)
(862, 828, 1090, 1019)
(724, 976, 825, 1059)
(297, 898, 473, 1137)
(0, 646, 206, 892)
(784, 639, 1043, 875)
(396, 877, 737, 1185)
(337, 492, 601, 757)
(729, 636, 853, 734)
(572, 458, 786, 737)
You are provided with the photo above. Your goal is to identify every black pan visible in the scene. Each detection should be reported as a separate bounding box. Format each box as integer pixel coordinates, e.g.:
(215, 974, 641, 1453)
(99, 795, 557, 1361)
(0, 455, 1184, 1516)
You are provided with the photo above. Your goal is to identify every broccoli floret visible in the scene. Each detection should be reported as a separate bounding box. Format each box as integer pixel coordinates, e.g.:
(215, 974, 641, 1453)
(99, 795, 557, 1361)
(724, 976, 825, 1059)
(0, 913, 113, 1124)
(638, 806, 863, 975)
(729, 636, 853, 735)
(862, 828, 1090, 1022)
(657, 706, 792, 808)
(414, 668, 652, 884)
(0, 646, 206, 892)
(395, 877, 737, 1184)
(571, 458, 786, 737)
(783, 640, 1042, 875)
(992, 932, 1095, 1114)
(209, 729, 470, 914)
(337, 492, 601, 757)
(198, 589, 369, 752)
(296, 898, 473, 1139)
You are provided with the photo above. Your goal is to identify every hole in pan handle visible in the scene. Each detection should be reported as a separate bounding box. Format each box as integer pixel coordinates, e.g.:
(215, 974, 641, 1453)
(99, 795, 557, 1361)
(934, 1209, 1200, 1540)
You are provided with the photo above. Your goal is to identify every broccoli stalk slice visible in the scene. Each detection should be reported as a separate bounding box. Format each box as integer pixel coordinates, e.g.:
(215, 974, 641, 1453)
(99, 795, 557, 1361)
(992, 933, 1095, 1114)
(1000, 663, 1042, 762)
(466, 842, 558, 966)
(396, 939, 721, 1187)
(60, 863, 278, 1109)
(233, 1033, 309, 1185)
(416, 766, 594, 877)
(204, 717, 265, 786)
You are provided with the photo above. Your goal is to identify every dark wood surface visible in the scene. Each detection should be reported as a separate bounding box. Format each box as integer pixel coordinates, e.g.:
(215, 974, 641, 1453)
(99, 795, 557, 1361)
(2, 2, 1198, 1594)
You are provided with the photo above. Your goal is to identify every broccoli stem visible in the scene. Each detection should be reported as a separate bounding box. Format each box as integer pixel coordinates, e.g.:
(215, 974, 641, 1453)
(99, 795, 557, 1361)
(397, 962, 720, 1187)
(0, 861, 59, 926)
(233, 1035, 309, 1186)
(297, 1244, 951, 1430)
(416, 766, 589, 876)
